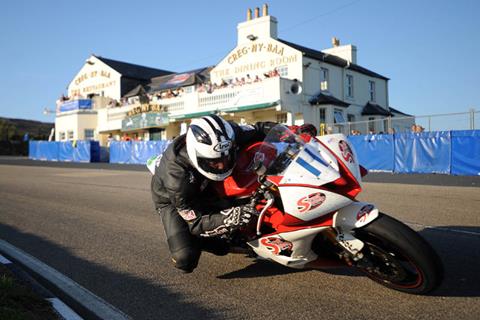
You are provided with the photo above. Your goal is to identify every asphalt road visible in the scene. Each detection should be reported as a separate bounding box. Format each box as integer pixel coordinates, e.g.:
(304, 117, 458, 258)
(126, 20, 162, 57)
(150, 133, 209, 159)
(0, 161, 479, 320)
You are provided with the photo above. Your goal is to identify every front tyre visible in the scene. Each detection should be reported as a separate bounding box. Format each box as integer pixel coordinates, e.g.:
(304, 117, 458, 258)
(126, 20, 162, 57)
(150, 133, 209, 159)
(354, 213, 443, 294)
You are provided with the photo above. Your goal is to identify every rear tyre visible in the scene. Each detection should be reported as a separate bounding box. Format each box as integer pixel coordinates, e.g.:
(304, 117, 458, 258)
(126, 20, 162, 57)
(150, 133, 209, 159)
(354, 213, 443, 294)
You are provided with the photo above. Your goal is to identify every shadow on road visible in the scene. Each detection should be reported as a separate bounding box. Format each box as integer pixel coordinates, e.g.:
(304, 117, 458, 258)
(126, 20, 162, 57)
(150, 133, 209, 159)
(0, 224, 225, 320)
(419, 226, 480, 297)
(219, 226, 480, 297)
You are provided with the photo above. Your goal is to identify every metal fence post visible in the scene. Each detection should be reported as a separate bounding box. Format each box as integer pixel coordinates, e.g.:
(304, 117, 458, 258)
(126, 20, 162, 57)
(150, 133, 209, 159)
(470, 108, 475, 130)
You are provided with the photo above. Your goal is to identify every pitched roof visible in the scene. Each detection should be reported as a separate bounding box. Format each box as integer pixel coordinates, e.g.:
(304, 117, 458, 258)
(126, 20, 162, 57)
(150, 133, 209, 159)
(309, 92, 350, 107)
(277, 39, 389, 80)
(362, 102, 392, 116)
(389, 106, 413, 117)
(94, 55, 173, 80)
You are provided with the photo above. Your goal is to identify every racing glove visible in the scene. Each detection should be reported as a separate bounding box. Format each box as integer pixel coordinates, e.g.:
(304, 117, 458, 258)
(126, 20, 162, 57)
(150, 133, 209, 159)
(222, 204, 257, 230)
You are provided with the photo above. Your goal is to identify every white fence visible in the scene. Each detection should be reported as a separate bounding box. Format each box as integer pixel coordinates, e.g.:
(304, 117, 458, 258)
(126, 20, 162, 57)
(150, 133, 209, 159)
(326, 109, 479, 135)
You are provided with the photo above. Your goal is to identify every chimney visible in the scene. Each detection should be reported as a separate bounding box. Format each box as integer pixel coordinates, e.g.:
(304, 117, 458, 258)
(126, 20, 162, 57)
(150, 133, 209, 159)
(332, 37, 340, 47)
(237, 4, 278, 44)
(262, 4, 269, 16)
(323, 38, 357, 64)
(247, 8, 252, 21)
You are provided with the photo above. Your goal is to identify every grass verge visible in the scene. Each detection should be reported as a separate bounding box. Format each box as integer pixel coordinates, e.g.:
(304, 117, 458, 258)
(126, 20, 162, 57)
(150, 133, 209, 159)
(0, 263, 60, 320)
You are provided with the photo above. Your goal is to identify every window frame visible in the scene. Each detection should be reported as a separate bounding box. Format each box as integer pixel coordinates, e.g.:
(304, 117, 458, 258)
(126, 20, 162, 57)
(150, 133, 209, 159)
(277, 65, 288, 77)
(319, 108, 326, 123)
(334, 109, 346, 124)
(346, 74, 354, 98)
(84, 129, 95, 140)
(369, 80, 376, 102)
(320, 67, 329, 91)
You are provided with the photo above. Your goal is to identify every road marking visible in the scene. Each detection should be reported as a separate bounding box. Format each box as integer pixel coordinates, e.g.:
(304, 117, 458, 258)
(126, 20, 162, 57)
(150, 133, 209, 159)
(0, 254, 12, 264)
(48, 298, 83, 320)
(0, 240, 131, 320)
(406, 222, 480, 236)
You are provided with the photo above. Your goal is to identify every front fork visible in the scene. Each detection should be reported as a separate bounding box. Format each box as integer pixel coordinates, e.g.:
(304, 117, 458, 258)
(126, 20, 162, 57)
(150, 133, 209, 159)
(325, 202, 380, 263)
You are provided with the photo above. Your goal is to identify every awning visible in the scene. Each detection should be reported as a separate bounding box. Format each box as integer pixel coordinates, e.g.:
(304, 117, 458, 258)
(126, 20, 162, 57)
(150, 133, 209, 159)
(308, 92, 350, 108)
(362, 102, 392, 116)
(123, 84, 146, 98)
(170, 101, 279, 121)
(147, 67, 212, 92)
(121, 112, 169, 132)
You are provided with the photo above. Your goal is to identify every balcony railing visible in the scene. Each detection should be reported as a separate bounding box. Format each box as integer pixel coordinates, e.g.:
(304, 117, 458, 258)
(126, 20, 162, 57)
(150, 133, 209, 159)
(97, 77, 300, 132)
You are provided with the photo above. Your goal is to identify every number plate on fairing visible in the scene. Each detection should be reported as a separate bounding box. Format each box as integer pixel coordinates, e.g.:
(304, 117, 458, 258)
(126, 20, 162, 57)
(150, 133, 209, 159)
(279, 187, 352, 221)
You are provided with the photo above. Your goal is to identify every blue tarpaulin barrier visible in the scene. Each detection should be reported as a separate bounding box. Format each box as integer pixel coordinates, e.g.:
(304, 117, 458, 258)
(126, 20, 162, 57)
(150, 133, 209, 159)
(348, 134, 394, 172)
(451, 130, 480, 176)
(394, 131, 451, 174)
(109, 140, 171, 164)
(34, 141, 59, 161)
(58, 142, 74, 161)
(109, 141, 132, 164)
(29, 141, 99, 162)
(28, 141, 38, 160)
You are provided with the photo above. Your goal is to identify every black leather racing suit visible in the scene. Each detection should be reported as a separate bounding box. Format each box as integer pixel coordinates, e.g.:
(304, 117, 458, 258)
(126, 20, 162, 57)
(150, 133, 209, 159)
(151, 121, 275, 272)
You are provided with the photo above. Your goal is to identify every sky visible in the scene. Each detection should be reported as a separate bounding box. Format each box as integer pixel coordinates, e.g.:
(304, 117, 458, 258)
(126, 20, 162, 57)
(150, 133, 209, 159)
(0, 0, 478, 124)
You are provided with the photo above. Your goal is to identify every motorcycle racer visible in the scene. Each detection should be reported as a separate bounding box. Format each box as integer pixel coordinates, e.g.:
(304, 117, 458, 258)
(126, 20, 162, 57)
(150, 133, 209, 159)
(150, 114, 277, 273)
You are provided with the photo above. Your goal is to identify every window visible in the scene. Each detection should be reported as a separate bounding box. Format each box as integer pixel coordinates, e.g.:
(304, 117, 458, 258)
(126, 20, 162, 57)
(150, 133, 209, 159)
(346, 74, 354, 98)
(334, 109, 346, 124)
(84, 129, 95, 140)
(320, 68, 329, 91)
(276, 113, 287, 124)
(319, 108, 326, 123)
(347, 114, 355, 123)
(67, 131, 74, 140)
(277, 65, 288, 77)
(59, 132, 66, 140)
(369, 80, 376, 102)
(183, 86, 194, 94)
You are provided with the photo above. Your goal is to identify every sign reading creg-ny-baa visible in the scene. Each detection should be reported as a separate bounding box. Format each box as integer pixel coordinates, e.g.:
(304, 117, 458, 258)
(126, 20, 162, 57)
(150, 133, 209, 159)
(70, 69, 117, 97)
(212, 41, 299, 79)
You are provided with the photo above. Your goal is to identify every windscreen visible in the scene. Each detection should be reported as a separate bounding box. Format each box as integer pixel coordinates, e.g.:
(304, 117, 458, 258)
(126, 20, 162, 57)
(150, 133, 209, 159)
(257, 124, 306, 175)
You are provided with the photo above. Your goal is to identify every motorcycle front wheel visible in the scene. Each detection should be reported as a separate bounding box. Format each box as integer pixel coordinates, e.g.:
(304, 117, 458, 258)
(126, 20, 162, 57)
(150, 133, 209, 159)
(353, 213, 443, 294)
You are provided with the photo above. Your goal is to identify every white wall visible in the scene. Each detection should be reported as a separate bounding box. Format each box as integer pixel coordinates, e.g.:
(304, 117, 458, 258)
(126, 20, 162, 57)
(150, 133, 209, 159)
(210, 38, 303, 85)
(55, 112, 98, 141)
(67, 56, 122, 100)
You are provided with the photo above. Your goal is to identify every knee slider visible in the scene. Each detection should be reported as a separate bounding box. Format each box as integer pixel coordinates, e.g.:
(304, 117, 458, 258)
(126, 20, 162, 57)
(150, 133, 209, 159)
(171, 247, 200, 273)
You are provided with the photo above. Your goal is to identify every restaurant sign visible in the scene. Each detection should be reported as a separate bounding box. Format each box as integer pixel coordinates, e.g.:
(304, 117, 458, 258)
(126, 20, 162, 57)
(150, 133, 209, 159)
(122, 112, 169, 131)
(127, 104, 165, 117)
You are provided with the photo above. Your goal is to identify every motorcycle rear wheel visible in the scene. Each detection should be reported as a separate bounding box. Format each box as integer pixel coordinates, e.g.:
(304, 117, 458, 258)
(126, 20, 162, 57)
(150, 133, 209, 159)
(354, 213, 443, 294)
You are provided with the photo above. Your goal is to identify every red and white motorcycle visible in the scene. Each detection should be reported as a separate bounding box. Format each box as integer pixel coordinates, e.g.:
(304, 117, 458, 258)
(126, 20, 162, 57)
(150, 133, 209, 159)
(215, 124, 443, 294)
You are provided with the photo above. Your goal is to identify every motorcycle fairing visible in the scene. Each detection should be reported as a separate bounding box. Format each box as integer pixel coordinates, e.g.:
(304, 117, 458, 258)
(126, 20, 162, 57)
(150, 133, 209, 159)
(316, 134, 362, 186)
(281, 142, 340, 186)
(278, 187, 352, 221)
(247, 227, 328, 268)
(332, 202, 380, 255)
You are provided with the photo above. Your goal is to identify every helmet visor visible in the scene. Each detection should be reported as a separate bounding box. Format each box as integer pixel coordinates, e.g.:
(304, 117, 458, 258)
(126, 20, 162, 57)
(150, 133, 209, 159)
(197, 152, 235, 175)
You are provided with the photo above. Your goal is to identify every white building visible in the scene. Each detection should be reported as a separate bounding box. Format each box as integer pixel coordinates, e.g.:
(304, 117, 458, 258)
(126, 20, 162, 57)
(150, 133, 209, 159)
(55, 4, 412, 145)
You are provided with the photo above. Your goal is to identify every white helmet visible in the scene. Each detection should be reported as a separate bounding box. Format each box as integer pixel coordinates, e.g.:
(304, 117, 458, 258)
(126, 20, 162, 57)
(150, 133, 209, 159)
(186, 115, 236, 181)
